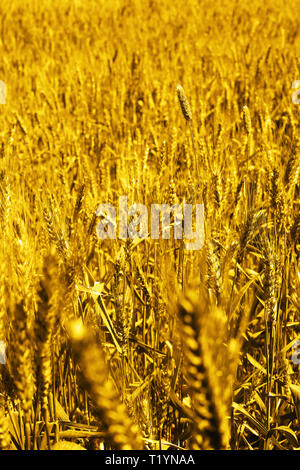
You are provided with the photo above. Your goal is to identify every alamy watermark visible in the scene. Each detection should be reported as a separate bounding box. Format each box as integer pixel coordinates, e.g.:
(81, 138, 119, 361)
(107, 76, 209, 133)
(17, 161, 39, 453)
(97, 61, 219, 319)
(291, 340, 300, 365)
(96, 196, 205, 251)
(292, 80, 300, 104)
(0, 81, 6, 104)
(0, 340, 6, 364)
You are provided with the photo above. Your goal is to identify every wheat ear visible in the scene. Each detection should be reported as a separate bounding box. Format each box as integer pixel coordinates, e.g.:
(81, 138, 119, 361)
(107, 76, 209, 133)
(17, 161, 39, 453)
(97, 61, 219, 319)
(67, 320, 143, 450)
(178, 287, 231, 449)
(176, 84, 198, 176)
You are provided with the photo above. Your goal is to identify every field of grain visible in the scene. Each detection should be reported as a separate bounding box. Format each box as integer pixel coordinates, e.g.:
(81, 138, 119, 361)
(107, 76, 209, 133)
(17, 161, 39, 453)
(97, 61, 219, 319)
(0, 0, 299, 451)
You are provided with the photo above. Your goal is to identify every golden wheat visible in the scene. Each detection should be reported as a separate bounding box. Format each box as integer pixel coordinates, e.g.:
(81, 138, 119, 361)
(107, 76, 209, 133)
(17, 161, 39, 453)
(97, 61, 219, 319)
(0, 0, 299, 452)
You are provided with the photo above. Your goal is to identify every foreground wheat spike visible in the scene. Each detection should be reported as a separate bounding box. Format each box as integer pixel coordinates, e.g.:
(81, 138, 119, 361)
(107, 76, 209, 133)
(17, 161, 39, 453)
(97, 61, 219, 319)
(9, 301, 34, 449)
(67, 320, 143, 450)
(178, 288, 231, 450)
(35, 251, 62, 412)
(10, 302, 34, 416)
(0, 407, 10, 450)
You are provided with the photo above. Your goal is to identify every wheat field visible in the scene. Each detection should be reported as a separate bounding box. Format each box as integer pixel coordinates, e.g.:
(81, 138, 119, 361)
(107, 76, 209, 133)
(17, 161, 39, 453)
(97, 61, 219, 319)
(0, 0, 299, 451)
